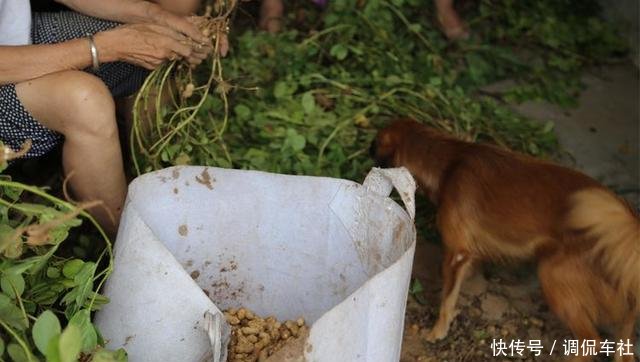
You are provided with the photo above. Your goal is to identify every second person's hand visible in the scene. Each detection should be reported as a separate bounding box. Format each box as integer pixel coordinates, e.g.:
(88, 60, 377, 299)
(147, 5, 208, 46)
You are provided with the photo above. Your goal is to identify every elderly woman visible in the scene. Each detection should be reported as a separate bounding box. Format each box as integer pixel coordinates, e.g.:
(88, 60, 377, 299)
(0, 0, 213, 236)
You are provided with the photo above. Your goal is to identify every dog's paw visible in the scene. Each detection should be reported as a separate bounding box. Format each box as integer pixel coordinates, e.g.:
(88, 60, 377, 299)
(420, 326, 448, 343)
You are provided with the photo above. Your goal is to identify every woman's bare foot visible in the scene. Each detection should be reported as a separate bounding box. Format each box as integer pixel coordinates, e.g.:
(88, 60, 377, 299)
(435, 0, 469, 40)
(259, 0, 284, 33)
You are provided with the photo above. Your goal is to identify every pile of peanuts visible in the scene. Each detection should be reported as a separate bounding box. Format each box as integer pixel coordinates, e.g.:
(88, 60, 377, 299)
(224, 307, 307, 362)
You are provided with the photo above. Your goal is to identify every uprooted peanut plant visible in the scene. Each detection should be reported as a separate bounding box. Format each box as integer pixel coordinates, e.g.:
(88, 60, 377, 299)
(0, 142, 123, 362)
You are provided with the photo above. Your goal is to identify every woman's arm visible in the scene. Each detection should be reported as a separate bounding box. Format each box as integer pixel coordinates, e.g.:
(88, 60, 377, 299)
(55, 0, 206, 43)
(0, 39, 92, 85)
(0, 24, 204, 85)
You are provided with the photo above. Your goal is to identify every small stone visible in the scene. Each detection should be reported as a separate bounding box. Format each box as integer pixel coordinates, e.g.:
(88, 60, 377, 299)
(481, 294, 510, 321)
(529, 317, 544, 327)
(462, 273, 488, 296)
(527, 326, 542, 339)
(408, 324, 420, 336)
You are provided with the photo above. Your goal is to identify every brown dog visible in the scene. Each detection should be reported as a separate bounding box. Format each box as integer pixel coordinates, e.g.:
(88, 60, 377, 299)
(370, 118, 639, 361)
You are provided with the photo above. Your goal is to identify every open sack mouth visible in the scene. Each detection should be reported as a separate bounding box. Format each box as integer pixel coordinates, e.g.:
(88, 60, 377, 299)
(95, 166, 417, 362)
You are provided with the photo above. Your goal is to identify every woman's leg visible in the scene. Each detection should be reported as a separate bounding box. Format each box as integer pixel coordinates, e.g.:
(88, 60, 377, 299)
(15, 70, 126, 237)
(260, 0, 284, 33)
(434, 0, 468, 40)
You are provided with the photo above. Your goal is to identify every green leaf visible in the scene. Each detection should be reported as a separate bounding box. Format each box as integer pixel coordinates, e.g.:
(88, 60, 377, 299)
(0, 224, 21, 258)
(408, 278, 428, 304)
(73, 262, 96, 308)
(85, 292, 109, 311)
(173, 153, 191, 166)
(330, 44, 348, 60)
(32, 310, 62, 355)
(47, 267, 61, 279)
(62, 259, 84, 279)
(1, 273, 25, 298)
(234, 104, 251, 120)
(7, 343, 28, 362)
(284, 129, 306, 152)
(428, 77, 442, 86)
(0, 223, 15, 250)
(59, 324, 82, 362)
(91, 348, 128, 362)
(0, 336, 5, 356)
(409, 278, 424, 294)
(0, 293, 28, 330)
(473, 329, 490, 340)
(466, 53, 492, 84)
(301, 92, 316, 114)
(68, 310, 98, 352)
(273, 82, 289, 99)
(45, 335, 61, 362)
(47, 216, 82, 245)
(12, 203, 54, 216)
(160, 149, 169, 162)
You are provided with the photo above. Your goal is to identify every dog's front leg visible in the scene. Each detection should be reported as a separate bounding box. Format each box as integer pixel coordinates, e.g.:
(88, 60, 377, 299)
(423, 246, 473, 342)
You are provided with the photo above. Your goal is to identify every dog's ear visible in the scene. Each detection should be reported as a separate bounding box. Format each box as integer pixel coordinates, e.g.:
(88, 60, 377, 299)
(369, 131, 393, 156)
(370, 129, 398, 167)
(378, 131, 393, 148)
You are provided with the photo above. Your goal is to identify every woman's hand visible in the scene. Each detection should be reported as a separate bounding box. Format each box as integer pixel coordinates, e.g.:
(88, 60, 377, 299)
(146, 5, 208, 45)
(152, 10, 229, 58)
(188, 16, 229, 57)
(95, 23, 212, 70)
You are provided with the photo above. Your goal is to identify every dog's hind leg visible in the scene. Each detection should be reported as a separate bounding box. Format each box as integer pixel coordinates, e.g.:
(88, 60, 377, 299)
(538, 253, 601, 362)
(613, 318, 637, 362)
(423, 242, 474, 342)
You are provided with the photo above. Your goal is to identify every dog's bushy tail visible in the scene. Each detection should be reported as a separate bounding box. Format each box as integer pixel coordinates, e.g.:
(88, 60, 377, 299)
(567, 188, 640, 312)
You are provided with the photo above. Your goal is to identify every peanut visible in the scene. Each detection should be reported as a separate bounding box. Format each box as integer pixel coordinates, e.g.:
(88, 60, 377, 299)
(245, 310, 255, 320)
(237, 308, 247, 320)
(242, 327, 260, 335)
(236, 340, 254, 354)
(224, 307, 308, 361)
(226, 314, 240, 325)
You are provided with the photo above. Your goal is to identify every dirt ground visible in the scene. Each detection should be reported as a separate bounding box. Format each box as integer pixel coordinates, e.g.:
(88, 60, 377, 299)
(401, 241, 590, 362)
(401, 241, 640, 362)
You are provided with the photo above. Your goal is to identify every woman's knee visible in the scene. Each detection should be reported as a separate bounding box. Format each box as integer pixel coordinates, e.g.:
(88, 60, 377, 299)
(63, 71, 115, 118)
(16, 70, 117, 137)
(62, 72, 119, 141)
